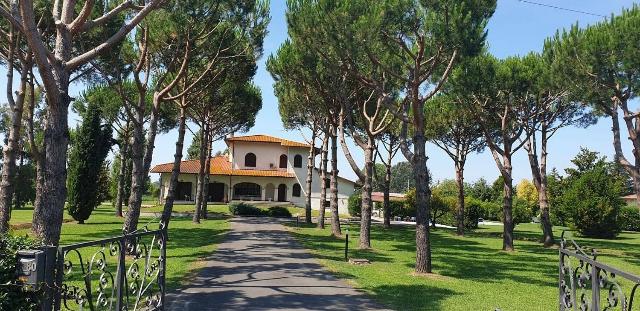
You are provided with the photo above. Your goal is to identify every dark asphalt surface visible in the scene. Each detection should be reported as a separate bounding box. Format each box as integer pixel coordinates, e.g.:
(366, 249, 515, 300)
(167, 217, 391, 311)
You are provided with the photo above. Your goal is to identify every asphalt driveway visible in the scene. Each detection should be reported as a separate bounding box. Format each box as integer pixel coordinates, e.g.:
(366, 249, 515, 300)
(167, 217, 390, 311)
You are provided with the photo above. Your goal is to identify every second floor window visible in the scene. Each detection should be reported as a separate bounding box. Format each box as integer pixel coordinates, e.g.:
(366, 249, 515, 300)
(245, 153, 256, 167)
(293, 154, 303, 168)
(279, 154, 288, 168)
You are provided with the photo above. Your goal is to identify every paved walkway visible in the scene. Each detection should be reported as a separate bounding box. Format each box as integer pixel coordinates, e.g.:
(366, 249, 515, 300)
(167, 217, 390, 311)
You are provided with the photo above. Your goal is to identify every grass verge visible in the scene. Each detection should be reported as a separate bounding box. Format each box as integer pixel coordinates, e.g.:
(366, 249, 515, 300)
(287, 222, 640, 311)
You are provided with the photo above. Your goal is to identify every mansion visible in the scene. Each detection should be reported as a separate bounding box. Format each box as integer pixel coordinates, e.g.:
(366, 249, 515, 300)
(150, 134, 356, 214)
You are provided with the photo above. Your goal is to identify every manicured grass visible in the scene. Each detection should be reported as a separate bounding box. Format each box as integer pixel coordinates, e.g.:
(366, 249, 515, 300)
(287, 222, 640, 311)
(9, 205, 228, 291)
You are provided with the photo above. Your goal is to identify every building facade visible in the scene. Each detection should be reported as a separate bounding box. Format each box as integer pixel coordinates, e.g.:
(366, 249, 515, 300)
(150, 134, 356, 214)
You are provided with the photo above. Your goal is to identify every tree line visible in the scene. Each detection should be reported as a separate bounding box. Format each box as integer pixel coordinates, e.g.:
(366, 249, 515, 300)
(268, 1, 640, 274)
(0, 0, 269, 245)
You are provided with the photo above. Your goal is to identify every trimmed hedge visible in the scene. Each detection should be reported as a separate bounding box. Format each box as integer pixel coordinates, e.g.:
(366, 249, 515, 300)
(266, 206, 292, 218)
(228, 203, 292, 218)
(0, 234, 42, 310)
(228, 202, 263, 216)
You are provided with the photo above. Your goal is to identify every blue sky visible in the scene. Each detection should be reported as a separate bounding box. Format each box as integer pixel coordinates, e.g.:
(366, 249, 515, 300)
(1, 0, 638, 185)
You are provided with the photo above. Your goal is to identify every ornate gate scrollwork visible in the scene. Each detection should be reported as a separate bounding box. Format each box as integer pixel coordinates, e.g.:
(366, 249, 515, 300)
(52, 221, 167, 310)
(559, 232, 640, 311)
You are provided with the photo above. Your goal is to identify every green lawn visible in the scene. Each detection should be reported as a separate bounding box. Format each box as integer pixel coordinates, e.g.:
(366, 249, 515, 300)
(287, 222, 640, 311)
(9, 205, 228, 291)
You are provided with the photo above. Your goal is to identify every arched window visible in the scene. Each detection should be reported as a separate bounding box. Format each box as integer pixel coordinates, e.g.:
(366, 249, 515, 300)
(279, 154, 288, 168)
(293, 154, 303, 168)
(245, 153, 256, 167)
(292, 183, 301, 197)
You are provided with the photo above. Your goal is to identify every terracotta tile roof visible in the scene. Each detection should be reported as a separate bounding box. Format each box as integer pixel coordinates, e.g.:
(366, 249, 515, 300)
(150, 156, 295, 178)
(371, 192, 406, 203)
(225, 134, 310, 148)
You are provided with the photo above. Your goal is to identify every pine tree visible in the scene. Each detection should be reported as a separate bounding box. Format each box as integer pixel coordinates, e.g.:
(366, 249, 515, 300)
(67, 102, 113, 224)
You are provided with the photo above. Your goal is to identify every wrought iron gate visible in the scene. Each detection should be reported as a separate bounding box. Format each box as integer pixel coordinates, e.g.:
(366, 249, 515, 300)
(40, 222, 167, 310)
(559, 233, 640, 311)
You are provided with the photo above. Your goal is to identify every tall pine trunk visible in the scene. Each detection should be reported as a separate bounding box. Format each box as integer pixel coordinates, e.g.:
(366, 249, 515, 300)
(383, 152, 392, 229)
(359, 136, 374, 249)
(455, 160, 465, 236)
(526, 126, 554, 247)
(501, 153, 515, 251)
(115, 140, 129, 217)
(317, 131, 329, 229)
(193, 126, 207, 223)
(305, 130, 316, 224)
(329, 127, 341, 237)
(0, 58, 30, 233)
(201, 126, 212, 220)
(123, 97, 146, 235)
(413, 133, 432, 273)
(32, 71, 71, 245)
(162, 106, 187, 226)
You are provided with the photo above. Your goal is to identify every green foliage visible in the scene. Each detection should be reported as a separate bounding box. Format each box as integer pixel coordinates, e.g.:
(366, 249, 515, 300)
(389, 162, 417, 193)
(96, 163, 112, 204)
(228, 202, 262, 216)
(563, 168, 623, 238)
(497, 197, 534, 226)
(467, 178, 494, 202)
(67, 101, 113, 224)
(227, 203, 293, 218)
(440, 196, 482, 230)
(266, 206, 292, 218)
(348, 190, 362, 217)
(13, 162, 36, 209)
(187, 130, 202, 160)
(478, 200, 502, 221)
(619, 207, 640, 232)
(558, 149, 625, 238)
(0, 234, 41, 309)
(429, 194, 452, 226)
(432, 179, 459, 197)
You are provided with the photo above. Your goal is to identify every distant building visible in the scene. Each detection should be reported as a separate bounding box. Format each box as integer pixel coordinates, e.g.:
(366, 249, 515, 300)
(150, 134, 356, 214)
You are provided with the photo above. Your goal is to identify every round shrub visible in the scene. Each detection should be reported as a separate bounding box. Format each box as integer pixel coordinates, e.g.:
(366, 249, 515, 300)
(348, 190, 362, 217)
(228, 202, 263, 216)
(0, 234, 42, 309)
(563, 166, 623, 238)
(619, 206, 640, 232)
(267, 206, 292, 218)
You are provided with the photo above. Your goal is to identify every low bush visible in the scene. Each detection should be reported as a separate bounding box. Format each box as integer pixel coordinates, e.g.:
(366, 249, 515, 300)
(348, 190, 362, 217)
(228, 202, 263, 216)
(0, 234, 42, 310)
(266, 206, 292, 218)
(440, 197, 482, 230)
(479, 200, 501, 221)
(619, 206, 640, 232)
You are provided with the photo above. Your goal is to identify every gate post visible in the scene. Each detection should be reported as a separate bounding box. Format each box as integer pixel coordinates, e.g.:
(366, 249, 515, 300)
(115, 237, 126, 310)
(40, 246, 57, 311)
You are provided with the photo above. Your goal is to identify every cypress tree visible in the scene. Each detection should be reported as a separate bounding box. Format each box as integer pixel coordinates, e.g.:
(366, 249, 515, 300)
(67, 102, 113, 224)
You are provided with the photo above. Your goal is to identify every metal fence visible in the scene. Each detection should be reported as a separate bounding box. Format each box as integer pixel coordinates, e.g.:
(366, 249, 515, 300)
(559, 233, 640, 311)
(37, 222, 167, 310)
